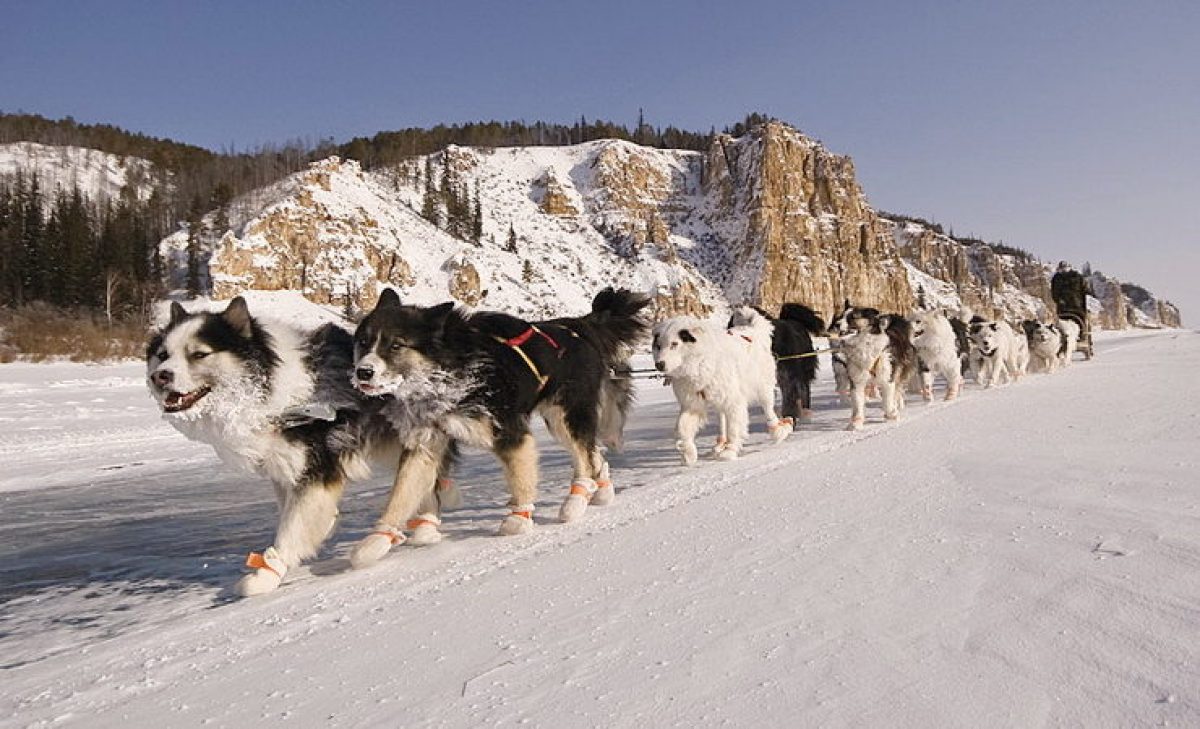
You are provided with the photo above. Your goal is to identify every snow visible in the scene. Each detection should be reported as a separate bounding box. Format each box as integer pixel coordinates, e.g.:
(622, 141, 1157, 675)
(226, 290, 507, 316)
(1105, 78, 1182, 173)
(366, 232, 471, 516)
(2, 329, 1197, 726)
(0, 142, 159, 205)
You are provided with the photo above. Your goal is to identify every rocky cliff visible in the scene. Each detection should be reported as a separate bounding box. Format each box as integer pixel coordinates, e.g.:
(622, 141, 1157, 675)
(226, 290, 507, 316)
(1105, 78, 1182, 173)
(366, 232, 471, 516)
(157, 122, 1180, 329)
(700, 122, 913, 317)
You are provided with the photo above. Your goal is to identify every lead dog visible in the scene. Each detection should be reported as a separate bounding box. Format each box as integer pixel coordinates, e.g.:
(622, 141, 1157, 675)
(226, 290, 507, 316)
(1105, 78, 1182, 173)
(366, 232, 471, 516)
(348, 287, 650, 566)
(145, 297, 453, 596)
(653, 310, 792, 466)
(828, 304, 917, 430)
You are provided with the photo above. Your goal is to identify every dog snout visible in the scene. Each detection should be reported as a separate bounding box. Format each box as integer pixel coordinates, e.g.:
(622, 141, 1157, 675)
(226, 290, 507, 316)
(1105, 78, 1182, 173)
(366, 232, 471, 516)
(355, 366, 375, 382)
(654, 360, 666, 372)
(152, 369, 173, 388)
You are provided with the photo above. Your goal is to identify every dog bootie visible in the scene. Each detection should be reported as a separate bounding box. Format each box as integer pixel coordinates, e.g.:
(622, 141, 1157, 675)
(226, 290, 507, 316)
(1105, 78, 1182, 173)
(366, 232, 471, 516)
(437, 478, 463, 511)
(405, 513, 443, 547)
(768, 419, 793, 443)
(590, 463, 615, 507)
(715, 442, 741, 461)
(236, 546, 287, 596)
(559, 479, 596, 523)
(350, 525, 405, 569)
(498, 505, 535, 536)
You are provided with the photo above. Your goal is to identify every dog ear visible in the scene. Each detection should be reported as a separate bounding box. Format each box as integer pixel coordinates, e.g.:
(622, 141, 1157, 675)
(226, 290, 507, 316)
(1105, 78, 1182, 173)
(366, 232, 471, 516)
(425, 302, 456, 335)
(678, 329, 697, 343)
(221, 296, 254, 338)
(169, 301, 188, 326)
(377, 288, 402, 309)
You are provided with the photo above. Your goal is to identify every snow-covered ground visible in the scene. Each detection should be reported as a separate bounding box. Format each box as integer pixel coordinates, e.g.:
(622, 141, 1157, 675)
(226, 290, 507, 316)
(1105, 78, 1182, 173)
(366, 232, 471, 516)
(1, 329, 1197, 727)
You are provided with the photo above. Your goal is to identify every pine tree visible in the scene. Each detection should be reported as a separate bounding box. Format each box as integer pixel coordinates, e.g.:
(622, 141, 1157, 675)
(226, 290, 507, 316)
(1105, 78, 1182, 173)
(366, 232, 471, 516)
(506, 223, 518, 253)
(185, 194, 206, 297)
(421, 154, 439, 225)
(471, 182, 483, 246)
(521, 259, 536, 284)
(20, 176, 44, 303)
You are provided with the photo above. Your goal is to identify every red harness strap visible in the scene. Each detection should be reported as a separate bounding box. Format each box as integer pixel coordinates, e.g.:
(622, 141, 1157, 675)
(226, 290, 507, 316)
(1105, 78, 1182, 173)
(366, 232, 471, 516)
(504, 326, 560, 350)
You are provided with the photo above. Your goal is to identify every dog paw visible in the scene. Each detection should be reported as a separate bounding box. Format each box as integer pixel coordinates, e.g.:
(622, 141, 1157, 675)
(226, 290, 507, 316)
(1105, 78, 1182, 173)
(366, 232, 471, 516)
(884, 412, 900, 421)
(677, 440, 699, 466)
(590, 482, 614, 506)
(846, 418, 864, 431)
(558, 494, 589, 523)
(405, 516, 443, 547)
(559, 479, 596, 523)
(236, 547, 287, 596)
(799, 409, 814, 420)
(496, 510, 535, 537)
(768, 420, 793, 442)
(715, 445, 740, 461)
(350, 529, 403, 568)
(235, 569, 283, 597)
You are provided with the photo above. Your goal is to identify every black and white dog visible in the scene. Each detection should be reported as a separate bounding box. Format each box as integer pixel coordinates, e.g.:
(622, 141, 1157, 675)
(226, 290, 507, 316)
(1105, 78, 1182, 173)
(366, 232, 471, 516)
(729, 303, 824, 424)
(1021, 320, 1063, 373)
(828, 304, 917, 430)
(145, 297, 449, 596)
(348, 287, 650, 567)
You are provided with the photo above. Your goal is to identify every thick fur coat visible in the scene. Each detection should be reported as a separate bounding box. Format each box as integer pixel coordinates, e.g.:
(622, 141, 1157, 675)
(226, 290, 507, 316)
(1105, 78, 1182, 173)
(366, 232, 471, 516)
(653, 310, 792, 466)
(729, 303, 824, 422)
(1022, 320, 1062, 373)
(910, 309, 966, 401)
(969, 319, 1025, 387)
(349, 287, 650, 566)
(828, 304, 917, 430)
(145, 297, 414, 596)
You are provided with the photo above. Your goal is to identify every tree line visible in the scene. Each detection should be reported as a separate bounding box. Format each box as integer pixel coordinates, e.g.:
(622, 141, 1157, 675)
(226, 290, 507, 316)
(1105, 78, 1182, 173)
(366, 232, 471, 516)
(0, 173, 170, 316)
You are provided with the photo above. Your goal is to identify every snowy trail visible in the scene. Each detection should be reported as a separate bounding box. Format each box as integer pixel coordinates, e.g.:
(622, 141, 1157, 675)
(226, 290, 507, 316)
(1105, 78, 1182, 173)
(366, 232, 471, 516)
(2, 330, 1198, 727)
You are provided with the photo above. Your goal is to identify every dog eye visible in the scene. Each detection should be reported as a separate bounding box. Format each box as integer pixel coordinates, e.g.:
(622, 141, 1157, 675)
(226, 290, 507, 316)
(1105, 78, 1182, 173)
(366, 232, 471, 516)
(190, 351, 211, 360)
(156, 349, 167, 361)
(670, 342, 678, 348)
(389, 341, 405, 351)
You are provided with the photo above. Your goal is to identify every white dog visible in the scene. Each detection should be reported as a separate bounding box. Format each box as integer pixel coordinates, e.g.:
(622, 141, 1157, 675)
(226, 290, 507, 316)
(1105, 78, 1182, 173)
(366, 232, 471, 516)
(652, 311, 792, 465)
(968, 319, 1023, 387)
(1021, 320, 1062, 373)
(1057, 318, 1081, 366)
(909, 309, 965, 401)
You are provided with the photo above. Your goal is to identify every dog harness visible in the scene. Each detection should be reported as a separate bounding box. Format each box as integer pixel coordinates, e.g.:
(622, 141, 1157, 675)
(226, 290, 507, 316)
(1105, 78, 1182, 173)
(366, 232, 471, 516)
(494, 325, 562, 391)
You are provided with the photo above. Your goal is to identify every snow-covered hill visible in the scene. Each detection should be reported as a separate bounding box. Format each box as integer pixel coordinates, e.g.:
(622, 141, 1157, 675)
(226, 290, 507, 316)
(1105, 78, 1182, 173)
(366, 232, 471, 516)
(0, 141, 160, 205)
(156, 123, 1181, 327)
(2, 330, 1197, 726)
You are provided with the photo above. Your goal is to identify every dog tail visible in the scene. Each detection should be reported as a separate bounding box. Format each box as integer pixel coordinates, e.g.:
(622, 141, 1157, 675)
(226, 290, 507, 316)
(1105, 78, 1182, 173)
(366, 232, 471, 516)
(578, 288, 651, 453)
(778, 303, 826, 336)
(577, 287, 653, 362)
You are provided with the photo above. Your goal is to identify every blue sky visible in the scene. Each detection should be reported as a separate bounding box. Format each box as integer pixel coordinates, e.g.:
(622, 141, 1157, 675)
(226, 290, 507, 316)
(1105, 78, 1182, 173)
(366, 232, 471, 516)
(3, 1, 1197, 318)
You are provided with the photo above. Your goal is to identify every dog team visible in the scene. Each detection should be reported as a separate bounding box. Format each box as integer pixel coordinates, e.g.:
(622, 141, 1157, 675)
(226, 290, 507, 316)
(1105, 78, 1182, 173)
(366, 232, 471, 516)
(145, 289, 1084, 595)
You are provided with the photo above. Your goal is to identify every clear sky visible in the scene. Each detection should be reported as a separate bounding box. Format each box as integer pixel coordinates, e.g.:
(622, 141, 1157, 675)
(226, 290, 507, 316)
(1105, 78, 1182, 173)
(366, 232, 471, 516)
(3, 0, 1196, 320)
